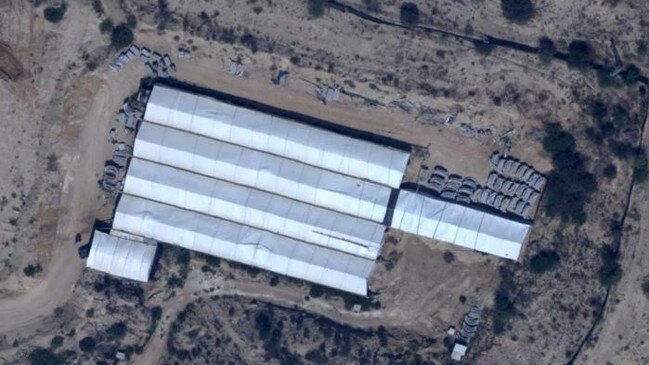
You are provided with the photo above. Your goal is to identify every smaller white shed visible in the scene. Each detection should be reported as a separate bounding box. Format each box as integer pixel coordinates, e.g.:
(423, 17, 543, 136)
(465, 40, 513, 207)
(86, 230, 157, 282)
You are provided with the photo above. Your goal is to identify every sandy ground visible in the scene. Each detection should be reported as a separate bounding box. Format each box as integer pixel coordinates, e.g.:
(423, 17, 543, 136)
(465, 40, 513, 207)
(575, 128, 649, 364)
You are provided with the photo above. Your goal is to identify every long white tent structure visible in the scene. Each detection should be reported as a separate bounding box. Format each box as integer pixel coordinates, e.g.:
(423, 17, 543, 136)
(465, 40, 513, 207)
(143, 85, 411, 188)
(122, 158, 385, 259)
(133, 122, 392, 222)
(390, 190, 530, 260)
(86, 230, 158, 282)
(113, 195, 373, 295)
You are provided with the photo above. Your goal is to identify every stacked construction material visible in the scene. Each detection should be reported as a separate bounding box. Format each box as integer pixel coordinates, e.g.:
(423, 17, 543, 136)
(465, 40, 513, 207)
(109, 45, 176, 77)
(428, 166, 478, 204)
(472, 152, 545, 219)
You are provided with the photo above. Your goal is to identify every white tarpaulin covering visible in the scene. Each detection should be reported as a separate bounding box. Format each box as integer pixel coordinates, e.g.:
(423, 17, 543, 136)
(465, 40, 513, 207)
(113, 195, 373, 294)
(86, 230, 157, 282)
(123, 158, 385, 259)
(143, 85, 410, 188)
(133, 122, 391, 222)
(390, 190, 530, 260)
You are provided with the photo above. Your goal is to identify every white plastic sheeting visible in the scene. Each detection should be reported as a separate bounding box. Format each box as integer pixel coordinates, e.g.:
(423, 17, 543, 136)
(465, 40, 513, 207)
(113, 195, 373, 295)
(86, 230, 157, 282)
(390, 190, 530, 260)
(133, 122, 392, 222)
(123, 158, 385, 259)
(144, 85, 410, 188)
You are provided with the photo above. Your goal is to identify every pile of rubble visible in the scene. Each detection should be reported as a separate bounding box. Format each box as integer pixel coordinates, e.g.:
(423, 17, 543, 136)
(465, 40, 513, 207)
(427, 166, 478, 204)
(458, 123, 493, 139)
(116, 88, 150, 133)
(109, 45, 177, 78)
(316, 85, 340, 104)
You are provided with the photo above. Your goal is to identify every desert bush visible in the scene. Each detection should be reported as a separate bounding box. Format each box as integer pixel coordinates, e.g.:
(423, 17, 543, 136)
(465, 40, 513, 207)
(107, 321, 128, 340)
(363, 0, 381, 12)
(78, 336, 96, 352)
(542, 123, 596, 224)
(633, 148, 648, 183)
(537, 37, 556, 64)
(567, 40, 592, 70)
(443, 251, 455, 263)
(308, 0, 326, 18)
(596, 68, 616, 88)
(603, 164, 617, 179)
(400, 3, 420, 27)
(623, 64, 641, 86)
(493, 290, 516, 334)
(642, 277, 649, 298)
(598, 245, 622, 286)
(529, 250, 560, 273)
(23, 263, 42, 277)
(110, 23, 133, 49)
(473, 40, 495, 55)
(91, 0, 104, 15)
(501, 0, 534, 23)
(43, 4, 67, 23)
(127, 14, 138, 29)
(99, 18, 114, 34)
(28, 348, 64, 365)
(50, 336, 64, 349)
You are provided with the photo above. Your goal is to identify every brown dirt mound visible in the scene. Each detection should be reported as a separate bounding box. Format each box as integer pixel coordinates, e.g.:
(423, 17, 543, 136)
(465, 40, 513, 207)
(0, 42, 24, 81)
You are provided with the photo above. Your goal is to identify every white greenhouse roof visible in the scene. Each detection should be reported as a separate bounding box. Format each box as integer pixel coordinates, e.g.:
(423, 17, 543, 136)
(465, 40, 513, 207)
(122, 158, 385, 259)
(390, 190, 530, 260)
(86, 230, 157, 282)
(133, 122, 392, 222)
(143, 85, 410, 188)
(113, 195, 373, 295)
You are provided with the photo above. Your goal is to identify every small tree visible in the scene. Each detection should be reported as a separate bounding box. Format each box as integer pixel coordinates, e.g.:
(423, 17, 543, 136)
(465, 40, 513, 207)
(529, 250, 560, 273)
(43, 4, 67, 23)
(501, 0, 534, 23)
(633, 148, 648, 183)
(99, 18, 114, 34)
(537, 37, 556, 65)
(110, 23, 134, 49)
(400, 3, 420, 27)
(78, 337, 96, 352)
(107, 321, 128, 340)
(623, 64, 641, 86)
(443, 251, 455, 263)
(50, 336, 64, 349)
(28, 348, 64, 365)
(567, 40, 592, 70)
(127, 14, 138, 29)
(603, 164, 617, 179)
(307, 0, 326, 18)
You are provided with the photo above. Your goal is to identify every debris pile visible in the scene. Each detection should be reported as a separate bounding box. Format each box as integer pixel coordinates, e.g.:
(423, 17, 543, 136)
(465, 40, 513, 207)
(458, 122, 493, 139)
(450, 306, 482, 362)
(109, 45, 177, 77)
(227, 60, 245, 77)
(316, 85, 340, 104)
(272, 70, 288, 86)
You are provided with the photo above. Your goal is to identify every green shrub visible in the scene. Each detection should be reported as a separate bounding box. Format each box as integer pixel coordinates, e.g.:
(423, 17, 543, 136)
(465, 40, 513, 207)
(501, 0, 534, 23)
(473, 40, 495, 55)
(99, 18, 114, 34)
(567, 40, 592, 70)
(542, 123, 596, 224)
(529, 250, 560, 273)
(603, 164, 617, 179)
(537, 37, 556, 65)
(107, 321, 128, 340)
(633, 148, 648, 183)
(493, 291, 516, 334)
(127, 14, 138, 29)
(400, 3, 420, 27)
(28, 348, 64, 365)
(307, 0, 326, 18)
(110, 23, 134, 49)
(443, 251, 455, 263)
(623, 64, 641, 86)
(596, 68, 616, 88)
(642, 277, 649, 298)
(78, 337, 96, 352)
(23, 263, 42, 277)
(598, 245, 622, 286)
(50, 336, 64, 349)
(43, 4, 67, 23)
